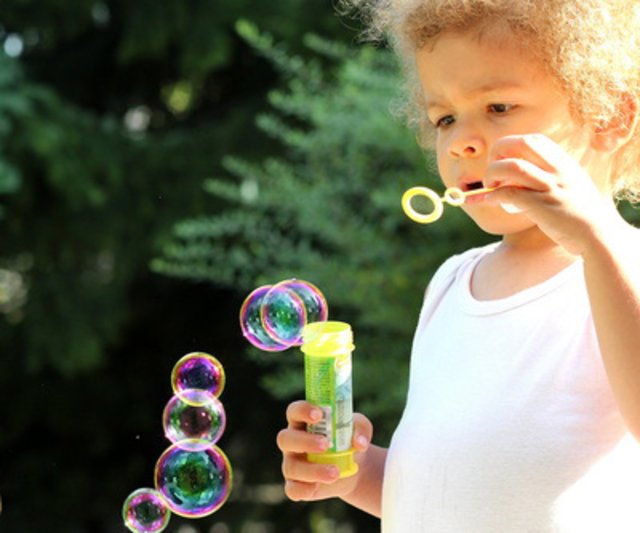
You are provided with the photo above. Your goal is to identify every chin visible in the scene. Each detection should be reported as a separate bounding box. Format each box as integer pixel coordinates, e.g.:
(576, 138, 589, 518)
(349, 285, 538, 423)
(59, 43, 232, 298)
(464, 209, 534, 236)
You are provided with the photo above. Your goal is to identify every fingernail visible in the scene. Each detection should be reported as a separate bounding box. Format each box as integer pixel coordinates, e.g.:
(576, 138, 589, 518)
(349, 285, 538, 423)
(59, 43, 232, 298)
(310, 409, 322, 422)
(316, 438, 329, 451)
(356, 435, 368, 448)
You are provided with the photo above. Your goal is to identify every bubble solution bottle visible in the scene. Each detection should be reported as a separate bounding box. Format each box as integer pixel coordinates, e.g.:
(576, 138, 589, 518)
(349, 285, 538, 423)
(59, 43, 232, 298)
(301, 321, 358, 478)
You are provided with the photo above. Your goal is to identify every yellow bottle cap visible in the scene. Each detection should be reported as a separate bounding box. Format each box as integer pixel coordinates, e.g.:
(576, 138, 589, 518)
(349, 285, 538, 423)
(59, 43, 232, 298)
(301, 321, 354, 356)
(307, 448, 359, 478)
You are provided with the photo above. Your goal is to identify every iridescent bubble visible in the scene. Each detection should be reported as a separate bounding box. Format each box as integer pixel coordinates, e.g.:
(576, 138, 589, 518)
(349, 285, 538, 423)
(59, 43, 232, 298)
(260, 285, 306, 346)
(122, 488, 171, 533)
(260, 279, 329, 347)
(271, 279, 328, 327)
(155, 444, 232, 518)
(171, 352, 225, 397)
(163, 389, 226, 450)
(239, 286, 289, 352)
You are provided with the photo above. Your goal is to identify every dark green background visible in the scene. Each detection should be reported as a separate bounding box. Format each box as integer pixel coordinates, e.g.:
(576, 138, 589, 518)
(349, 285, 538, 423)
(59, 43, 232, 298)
(1, 2, 637, 532)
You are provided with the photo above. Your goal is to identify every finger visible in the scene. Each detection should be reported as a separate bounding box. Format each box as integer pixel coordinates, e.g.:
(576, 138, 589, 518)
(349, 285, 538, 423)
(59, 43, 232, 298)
(284, 479, 321, 502)
(286, 400, 323, 430)
(277, 428, 330, 454)
(485, 186, 550, 212)
(282, 456, 340, 484)
(484, 157, 554, 192)
(352, 413, 373, 451)
(490, 134, 567, 174)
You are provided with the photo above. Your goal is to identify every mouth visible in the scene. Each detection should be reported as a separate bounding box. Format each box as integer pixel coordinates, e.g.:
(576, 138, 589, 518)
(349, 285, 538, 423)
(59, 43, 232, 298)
(456, 178, 489, 205)
(464, 180, 484, 192)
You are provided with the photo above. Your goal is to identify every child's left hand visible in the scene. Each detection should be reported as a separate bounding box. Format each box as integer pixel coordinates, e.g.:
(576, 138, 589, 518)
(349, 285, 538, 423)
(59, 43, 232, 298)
(483, 133, 623, 255)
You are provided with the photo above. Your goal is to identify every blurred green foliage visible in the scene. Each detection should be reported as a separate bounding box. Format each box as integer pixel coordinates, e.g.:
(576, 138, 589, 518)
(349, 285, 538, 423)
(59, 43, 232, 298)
(154, 23, 492, 440)
(3, 1, 638, 531)
(0, 0, 353, 375)
(0, 1, 381, 531)
(0, 53, 26, 217)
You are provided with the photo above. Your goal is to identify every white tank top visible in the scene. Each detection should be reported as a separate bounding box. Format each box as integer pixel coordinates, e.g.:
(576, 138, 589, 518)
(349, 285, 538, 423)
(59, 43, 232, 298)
(382, 243, 640, 532)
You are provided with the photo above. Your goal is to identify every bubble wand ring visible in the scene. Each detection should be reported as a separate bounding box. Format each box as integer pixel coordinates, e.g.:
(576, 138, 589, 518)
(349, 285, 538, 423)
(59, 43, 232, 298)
(401, 185, 494, 224)
(401, 187, 443, 224)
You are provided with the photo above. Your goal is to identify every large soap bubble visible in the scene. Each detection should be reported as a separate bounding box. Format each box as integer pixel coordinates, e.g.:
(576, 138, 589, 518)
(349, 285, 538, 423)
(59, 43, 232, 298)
(240, 279, 328, 351)
(162, 389, 226, 450)
(122, 488, 171, 533)
(155, 444, 232, 518)
(260, 284, 307, 346)
(239, 285, 290, 351)
(270, 279, 328, 325)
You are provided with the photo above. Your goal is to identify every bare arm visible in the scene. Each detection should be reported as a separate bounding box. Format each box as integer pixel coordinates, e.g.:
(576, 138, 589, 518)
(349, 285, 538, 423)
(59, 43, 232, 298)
(581, 219, 640, 440)
(340, 443, 386, 516)
(483, 134, 640, 439)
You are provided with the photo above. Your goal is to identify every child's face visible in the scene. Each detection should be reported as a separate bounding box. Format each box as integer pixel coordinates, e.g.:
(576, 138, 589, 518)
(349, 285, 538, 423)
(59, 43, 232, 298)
(415, 30, 604, 236)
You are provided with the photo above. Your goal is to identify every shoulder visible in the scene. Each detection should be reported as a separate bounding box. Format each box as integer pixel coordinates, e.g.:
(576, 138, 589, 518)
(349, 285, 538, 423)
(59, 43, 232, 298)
(412, 241, 500, 342)
(428, 241, 499, 293)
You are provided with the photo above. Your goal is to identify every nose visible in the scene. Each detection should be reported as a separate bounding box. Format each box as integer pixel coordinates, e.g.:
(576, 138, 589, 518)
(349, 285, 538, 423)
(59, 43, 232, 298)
(447, 122, 486, 159)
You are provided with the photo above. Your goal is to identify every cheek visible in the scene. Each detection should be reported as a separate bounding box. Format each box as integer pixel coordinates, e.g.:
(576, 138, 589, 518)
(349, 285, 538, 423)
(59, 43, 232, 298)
(435, 139, 448, 170)
(434, 141, 460, 186)
(435, 153, 448, 181)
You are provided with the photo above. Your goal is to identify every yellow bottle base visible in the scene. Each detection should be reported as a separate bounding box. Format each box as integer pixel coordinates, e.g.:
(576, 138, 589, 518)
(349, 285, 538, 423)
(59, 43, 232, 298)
(308, 449, 359, 478)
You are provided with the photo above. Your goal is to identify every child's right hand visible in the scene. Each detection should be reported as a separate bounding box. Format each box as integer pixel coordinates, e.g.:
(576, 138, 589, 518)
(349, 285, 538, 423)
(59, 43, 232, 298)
(277, 400, 373, 502)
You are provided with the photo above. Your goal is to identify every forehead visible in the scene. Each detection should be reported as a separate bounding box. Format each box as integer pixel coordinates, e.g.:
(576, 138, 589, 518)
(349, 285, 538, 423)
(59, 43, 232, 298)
(415, 31, 552, 103)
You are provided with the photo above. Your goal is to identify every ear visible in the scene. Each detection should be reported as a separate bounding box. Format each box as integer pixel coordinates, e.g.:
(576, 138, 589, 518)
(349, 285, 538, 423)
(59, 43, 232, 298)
(591, 91, 638, 152)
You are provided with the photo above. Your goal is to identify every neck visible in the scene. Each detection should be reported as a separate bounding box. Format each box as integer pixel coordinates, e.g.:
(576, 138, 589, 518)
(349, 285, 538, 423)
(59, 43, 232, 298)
(500, 226, 568, 255)
(471, 229, 578, 300)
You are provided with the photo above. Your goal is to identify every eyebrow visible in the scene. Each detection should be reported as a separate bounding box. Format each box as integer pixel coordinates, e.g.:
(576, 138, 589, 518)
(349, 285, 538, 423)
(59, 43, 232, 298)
(425, 81, 526, 111)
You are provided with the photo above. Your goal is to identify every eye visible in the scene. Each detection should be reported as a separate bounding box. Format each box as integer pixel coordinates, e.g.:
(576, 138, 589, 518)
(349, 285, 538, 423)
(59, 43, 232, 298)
(488, 103, 514, 114)
(434, 114, 455, 128)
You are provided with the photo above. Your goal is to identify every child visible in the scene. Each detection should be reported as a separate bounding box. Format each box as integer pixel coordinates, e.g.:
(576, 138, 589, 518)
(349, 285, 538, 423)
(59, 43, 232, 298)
(277, 1, 640, 530)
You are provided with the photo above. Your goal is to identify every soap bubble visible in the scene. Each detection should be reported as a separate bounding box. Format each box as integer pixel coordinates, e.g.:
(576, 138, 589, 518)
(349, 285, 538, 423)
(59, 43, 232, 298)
(163, 389, 226, 450)
(239, 285, 289, 352)
(155, 444, 232, 518)
(122, 488, 171, 533)
(171, 352, 225, 397)
(265, 279, 328, 334)
(240, 280, 329, 351)
(260, 285, 306, 346)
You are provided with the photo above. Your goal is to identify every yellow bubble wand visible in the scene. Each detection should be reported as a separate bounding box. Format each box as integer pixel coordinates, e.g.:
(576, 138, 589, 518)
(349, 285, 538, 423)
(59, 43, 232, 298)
(401, 186, 495, 224)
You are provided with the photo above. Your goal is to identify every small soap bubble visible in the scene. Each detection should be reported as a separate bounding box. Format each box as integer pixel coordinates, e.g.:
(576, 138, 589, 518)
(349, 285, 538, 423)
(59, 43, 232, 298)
(239, 286, 289, 352)
(171, 352, 225, 397)
(122, 488, 171, 533)
(155, 444, 232, 518)
(163, 390, 226, 450)
(260, 285, 306, 346)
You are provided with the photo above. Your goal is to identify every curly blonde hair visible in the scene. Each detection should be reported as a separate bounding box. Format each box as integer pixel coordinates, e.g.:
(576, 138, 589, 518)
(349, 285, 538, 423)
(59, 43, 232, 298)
(342, 0, 640, 201)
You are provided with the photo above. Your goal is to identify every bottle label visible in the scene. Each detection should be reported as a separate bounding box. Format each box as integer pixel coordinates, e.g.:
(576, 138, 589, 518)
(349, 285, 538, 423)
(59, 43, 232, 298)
(305, 352, 353, 452)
